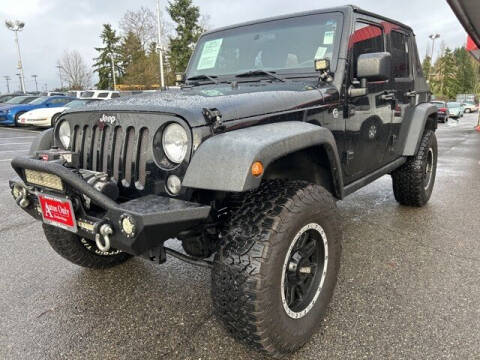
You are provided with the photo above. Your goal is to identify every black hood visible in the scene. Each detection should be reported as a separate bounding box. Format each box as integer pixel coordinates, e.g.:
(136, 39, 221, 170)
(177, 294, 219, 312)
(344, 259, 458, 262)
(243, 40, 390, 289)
(65, 80, 332, 127)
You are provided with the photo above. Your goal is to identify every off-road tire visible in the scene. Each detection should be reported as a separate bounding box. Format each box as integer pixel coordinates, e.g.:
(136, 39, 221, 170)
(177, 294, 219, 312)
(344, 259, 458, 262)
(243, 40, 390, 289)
(211, 180, 342, 357)
(392, 130, 437, 207)
(43, 224, 132, 269)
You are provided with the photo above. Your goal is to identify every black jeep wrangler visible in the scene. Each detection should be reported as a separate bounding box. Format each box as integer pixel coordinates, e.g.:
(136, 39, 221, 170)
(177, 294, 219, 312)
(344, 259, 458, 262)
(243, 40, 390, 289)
(10, 6, 437, 357)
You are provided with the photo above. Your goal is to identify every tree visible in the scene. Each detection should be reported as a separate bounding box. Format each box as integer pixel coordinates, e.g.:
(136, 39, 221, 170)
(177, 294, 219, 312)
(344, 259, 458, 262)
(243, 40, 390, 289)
(166, 0, 205, 75)
(119, 6, 170, 50)
(432, 48, 459, 99)
(454, 47, 475, 94)
(57, 50, 92, 90)
(422, 56, 432, 80)
(93, 24, 122, 90)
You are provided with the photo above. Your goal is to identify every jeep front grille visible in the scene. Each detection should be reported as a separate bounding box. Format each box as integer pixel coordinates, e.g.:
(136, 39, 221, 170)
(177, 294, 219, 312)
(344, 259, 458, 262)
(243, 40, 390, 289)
(71, 124, 150, 190)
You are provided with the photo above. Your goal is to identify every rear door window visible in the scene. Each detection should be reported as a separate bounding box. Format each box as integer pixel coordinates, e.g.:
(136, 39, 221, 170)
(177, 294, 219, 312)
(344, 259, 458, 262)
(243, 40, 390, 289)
(391, 30, 410, 78)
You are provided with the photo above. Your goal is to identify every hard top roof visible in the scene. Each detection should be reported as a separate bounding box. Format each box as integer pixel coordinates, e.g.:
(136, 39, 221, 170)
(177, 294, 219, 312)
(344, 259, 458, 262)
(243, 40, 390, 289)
(202, 5, 413, 36)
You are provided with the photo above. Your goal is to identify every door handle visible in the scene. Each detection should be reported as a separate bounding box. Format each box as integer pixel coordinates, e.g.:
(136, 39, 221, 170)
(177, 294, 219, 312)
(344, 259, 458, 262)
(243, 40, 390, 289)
(405, 91, 417, 97)
(380, 92, 395, 101)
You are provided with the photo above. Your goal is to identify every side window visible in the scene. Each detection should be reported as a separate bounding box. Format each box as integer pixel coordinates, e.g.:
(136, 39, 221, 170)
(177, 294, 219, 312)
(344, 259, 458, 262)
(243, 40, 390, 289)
(97, 93, 109, 98)
(391, 31, 410, 78)
(351, 22, 384, 78)
(111, 93, 120, 98)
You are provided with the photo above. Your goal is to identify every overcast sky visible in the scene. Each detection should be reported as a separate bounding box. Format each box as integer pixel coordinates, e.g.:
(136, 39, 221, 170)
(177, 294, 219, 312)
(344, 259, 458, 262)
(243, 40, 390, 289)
(0, 0, 467, 93)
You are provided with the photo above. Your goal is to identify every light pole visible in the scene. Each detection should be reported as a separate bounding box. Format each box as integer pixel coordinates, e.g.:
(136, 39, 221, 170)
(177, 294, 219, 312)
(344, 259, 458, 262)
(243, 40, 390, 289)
(56, 65, 63, 89)
(156, 0, 166, 90)
(5, 20, 26, 94)
(16, 73, 22, 92)
(32, 74, 38, 92)
(109, 53, 117, 91)
(4, 76, 11, 93)
(429, 33, 440, 61)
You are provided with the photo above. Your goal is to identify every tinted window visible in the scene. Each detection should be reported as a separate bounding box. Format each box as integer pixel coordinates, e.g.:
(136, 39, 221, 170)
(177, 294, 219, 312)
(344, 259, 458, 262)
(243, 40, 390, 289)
(111, 93, 120, 98)
(81, 91, 95, 98)
(30, 96, 50, 105)
(97, 93, 109, 98)
(391, 31, 410, 78)
(351, 22, 384, 78)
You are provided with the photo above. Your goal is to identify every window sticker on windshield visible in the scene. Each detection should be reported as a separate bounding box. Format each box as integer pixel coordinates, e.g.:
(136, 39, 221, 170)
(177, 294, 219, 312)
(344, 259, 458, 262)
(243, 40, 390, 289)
(315, 47, 328, 59)
(197, 39, 223, 70)
(323, 31, 335, 45)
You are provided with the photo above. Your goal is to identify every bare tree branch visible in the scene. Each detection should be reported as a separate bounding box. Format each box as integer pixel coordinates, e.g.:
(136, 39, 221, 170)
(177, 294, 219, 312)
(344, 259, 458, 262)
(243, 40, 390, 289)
(119, 6, 170, 50)
(57, 50, 92, 90)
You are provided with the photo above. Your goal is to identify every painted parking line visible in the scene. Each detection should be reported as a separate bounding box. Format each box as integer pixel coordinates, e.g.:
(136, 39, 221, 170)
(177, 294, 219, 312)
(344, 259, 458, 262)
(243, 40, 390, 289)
(0, 136, 36, 139)
(0, 143, 32, 146)
(0, 127, 41, 133)
(0, 150, 29, 153)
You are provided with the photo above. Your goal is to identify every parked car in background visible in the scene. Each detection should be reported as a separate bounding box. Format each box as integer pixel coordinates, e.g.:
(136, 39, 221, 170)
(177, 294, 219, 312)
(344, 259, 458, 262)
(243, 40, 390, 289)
(432, 101, 450, 123)
(18, 98, 102, 127)
(67, 91, 84, 98)
(447, 102, 464, 119)
(0, 94, 22, 103)
(0, 96, 74, 126)
(41, 92, 66, 96)
(80, 90, 120, 100)
(1, 95, 39, 106)
(0, 94, 37, 105)
(461, 102, 478, 113)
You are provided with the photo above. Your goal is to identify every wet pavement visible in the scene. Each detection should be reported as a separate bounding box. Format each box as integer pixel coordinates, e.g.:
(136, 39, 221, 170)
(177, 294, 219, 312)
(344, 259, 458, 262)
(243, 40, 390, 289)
(0, 116, 479, 360)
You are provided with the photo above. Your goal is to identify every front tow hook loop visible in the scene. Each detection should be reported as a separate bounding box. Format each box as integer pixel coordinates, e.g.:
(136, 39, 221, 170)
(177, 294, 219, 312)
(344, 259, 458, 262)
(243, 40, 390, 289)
(95, 224, 113, 252)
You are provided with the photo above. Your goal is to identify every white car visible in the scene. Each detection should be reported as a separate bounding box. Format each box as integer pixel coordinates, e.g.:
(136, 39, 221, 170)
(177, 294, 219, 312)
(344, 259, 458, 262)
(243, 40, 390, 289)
(80, 90, 121, 100)
(18, 98, 102, 128)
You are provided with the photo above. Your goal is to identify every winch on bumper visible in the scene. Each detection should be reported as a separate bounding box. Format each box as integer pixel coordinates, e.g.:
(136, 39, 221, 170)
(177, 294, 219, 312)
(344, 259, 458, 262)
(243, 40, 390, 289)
(9, 155, 211, 257)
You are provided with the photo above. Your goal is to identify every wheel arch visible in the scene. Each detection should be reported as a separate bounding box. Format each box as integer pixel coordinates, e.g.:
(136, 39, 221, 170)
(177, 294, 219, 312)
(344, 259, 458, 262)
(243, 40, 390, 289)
(398, 102, 438, 156)
(182, 122, 344, 198)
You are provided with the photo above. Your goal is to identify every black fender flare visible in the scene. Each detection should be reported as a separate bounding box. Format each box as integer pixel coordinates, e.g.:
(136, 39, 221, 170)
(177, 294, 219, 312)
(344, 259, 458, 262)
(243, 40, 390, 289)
(29, 128, 53, 155)
(182, 122, 344, 197)
(399, 103, 438, 156)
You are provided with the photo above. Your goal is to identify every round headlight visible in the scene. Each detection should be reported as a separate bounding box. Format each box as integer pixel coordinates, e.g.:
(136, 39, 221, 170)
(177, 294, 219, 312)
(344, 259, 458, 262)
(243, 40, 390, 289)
(162, 123, 188, 164)
(58, 121, 71, 149)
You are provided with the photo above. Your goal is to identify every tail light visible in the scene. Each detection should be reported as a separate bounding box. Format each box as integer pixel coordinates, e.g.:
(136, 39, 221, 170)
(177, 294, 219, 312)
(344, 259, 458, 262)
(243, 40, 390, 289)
(439, 107, 447, 112)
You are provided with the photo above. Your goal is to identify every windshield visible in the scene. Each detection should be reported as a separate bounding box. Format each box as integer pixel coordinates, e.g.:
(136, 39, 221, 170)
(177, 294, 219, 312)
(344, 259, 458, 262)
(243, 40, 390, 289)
(6, 96, 37, 104)
(29, 96, 49, 105)
(187, 12, 343, 79)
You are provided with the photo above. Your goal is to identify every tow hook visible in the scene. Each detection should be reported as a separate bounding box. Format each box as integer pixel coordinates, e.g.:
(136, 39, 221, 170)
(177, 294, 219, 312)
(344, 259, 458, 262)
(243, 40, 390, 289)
(12, 183, 30, 209)
(95, 223, 113, 252)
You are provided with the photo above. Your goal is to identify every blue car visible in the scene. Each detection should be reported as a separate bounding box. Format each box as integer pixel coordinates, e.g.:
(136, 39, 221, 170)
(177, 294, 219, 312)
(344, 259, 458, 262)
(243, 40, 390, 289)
(0, 96, 74, 126)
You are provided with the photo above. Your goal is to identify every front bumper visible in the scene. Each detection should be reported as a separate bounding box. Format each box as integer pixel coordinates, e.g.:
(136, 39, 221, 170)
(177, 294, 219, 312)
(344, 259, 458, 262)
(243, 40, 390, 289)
(10, 156, 211, 256)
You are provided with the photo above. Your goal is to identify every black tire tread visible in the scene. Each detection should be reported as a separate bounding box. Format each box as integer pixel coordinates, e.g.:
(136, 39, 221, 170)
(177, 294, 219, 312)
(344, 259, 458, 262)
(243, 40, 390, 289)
(392, 130, 437, 207)
(211, 180, 340, 357)
(43, 224, 132, 269)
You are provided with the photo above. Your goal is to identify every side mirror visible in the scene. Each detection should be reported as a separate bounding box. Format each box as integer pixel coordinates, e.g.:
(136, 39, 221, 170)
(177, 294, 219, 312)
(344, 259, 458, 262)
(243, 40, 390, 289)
(357, 52, 391, 82)
(176, 73, 186, 85)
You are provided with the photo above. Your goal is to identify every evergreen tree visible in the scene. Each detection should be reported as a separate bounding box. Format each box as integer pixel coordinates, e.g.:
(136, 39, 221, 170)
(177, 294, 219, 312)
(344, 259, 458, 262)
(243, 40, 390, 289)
(454, 47, 475, 94)
(166, 0, 204, 76)
(432, 48, 459, 99)
(422, 56, 432, 80)
(93, 24, 122, 90)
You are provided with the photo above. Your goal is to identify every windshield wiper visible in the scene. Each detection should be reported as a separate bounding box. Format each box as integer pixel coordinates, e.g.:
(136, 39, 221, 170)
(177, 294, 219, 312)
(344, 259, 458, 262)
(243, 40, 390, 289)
(235, 70, 285, 82)
(186, 74, 219, 84)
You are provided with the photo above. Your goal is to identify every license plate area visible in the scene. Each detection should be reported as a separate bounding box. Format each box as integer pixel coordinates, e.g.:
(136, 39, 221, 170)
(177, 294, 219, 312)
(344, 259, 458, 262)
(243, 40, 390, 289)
(38, 194, 77, 232)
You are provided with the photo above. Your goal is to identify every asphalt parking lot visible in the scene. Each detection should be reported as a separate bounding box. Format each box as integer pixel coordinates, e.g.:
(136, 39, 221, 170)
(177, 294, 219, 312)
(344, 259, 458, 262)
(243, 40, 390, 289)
(1, 116, 479, 360)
